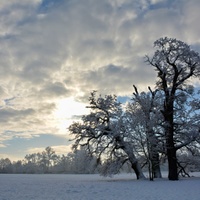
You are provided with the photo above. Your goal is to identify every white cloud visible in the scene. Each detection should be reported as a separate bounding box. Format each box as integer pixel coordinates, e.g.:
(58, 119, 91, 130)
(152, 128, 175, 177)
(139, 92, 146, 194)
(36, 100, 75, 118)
(0, 0, 41, 37)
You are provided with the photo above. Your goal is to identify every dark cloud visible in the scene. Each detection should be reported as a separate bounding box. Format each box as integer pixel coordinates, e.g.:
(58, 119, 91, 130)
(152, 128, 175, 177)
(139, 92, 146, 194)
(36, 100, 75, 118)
(39, 82, 71, 97)
(0, 107, 35, 123)
(77, 63, 156, 96)
(37, 102, 56, 114)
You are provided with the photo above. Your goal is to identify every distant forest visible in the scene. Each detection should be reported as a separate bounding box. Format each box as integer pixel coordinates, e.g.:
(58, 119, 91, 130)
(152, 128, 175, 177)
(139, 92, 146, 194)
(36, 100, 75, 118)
(0, 146, 199, 175)
(0, 146, 98, 174)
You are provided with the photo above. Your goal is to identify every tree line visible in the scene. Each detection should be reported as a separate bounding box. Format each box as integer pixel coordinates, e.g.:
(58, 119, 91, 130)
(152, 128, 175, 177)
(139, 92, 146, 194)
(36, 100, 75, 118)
(69, 37, 200, 180)
(1, 145, 199, 176)
(0, 146, 97, 174)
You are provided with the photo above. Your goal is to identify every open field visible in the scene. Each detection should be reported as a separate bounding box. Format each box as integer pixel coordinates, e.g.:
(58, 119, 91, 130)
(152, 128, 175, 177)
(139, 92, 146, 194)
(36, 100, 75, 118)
(0, 173, 200, 200)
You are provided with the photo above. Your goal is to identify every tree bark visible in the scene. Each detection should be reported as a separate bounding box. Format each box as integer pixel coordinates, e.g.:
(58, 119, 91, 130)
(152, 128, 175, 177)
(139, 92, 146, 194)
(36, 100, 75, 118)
(120, 140, 146, 180)
(149, 134, 162, 179)
(131, 161, 146, 180)
(152, 152, 162, 178)
(167, 147, 178, 180)
(165, 101, 178, 180)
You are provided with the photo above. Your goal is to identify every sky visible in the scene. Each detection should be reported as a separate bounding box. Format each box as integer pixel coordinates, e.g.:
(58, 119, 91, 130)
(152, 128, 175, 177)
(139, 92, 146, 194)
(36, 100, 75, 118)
(0, 0, 200, 161)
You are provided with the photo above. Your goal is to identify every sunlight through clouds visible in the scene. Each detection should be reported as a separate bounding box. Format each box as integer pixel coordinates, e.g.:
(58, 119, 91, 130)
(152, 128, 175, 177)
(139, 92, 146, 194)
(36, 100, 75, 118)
(53, 97, 89, 135)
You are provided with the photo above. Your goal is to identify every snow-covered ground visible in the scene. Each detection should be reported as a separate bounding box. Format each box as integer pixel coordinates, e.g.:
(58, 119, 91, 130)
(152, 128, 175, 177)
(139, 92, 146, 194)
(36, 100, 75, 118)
(0, 173, 200, 200)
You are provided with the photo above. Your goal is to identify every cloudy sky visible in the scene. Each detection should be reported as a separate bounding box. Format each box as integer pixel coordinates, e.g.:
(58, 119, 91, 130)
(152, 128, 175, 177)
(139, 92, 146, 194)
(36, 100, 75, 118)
(0, 0, 200, 160)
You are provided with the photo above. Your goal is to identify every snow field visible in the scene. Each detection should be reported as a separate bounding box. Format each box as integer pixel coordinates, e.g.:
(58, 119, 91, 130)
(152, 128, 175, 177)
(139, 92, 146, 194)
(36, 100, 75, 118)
(0, 173, 200, 200)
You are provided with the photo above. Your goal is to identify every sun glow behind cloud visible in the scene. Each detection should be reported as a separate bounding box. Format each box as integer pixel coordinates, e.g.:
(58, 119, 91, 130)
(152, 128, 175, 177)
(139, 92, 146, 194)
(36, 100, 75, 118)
(53, 97, 89, 135)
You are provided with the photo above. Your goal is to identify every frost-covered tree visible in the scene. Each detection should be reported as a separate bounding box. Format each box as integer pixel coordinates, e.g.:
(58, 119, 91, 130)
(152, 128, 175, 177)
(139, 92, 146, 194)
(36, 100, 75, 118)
(24, 153, 41, 173)
(0, 158, 12, 173)
(126, 85, 163, 180)
(54, 155, 70, 173)
(177, 147, 200, 174)
(66, 146, 97, 174)
(69, 91, 146, 179)
(146, 37, 200, 180)
(40, 146, 58, 173)
(12, 160, 24, 173)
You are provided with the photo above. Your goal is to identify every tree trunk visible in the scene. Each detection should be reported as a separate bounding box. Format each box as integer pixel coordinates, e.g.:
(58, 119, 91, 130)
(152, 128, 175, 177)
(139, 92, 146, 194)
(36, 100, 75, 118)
(167, 146, 178, 180)
(148, 130, 162, 179)
(120, 139, 146, 179)
(159, 86, 178, 180)
(152, 152, 162, 178)
(165, 102, 178, 180)
(124, 145, 146, 179)
(131, 160, 146, 180)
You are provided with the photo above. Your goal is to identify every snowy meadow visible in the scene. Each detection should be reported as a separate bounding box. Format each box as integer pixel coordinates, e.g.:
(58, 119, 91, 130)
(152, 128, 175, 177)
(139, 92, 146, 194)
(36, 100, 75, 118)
(1, 173, 200, 200)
